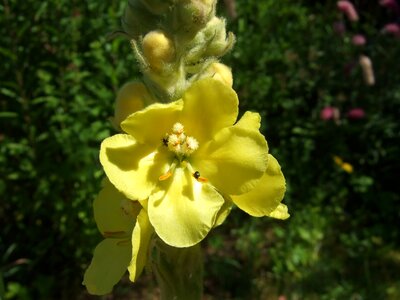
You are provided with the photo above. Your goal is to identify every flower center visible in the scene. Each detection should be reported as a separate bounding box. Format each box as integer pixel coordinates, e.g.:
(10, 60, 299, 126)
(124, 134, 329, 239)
(159, 123, 207, 182)
(163, 122, 199, 157)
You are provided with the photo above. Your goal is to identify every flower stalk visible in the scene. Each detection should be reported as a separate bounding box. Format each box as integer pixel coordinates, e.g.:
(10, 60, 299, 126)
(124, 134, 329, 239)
(153, 239, 203, 300)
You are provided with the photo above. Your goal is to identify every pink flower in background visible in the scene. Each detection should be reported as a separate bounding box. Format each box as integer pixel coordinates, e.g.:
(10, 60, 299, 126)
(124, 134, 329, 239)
(382, 23, 400, 37)
(352, 34, 366, 46)
(379, 0, 400, 13)
(347, 108, 366, 119)
(333, 21, 346, 35)
(320, 106, 340, 121)
(337, 1, 359, 22)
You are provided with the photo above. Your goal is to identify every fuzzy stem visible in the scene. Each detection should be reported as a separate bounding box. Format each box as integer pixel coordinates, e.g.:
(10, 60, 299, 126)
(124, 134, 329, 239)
(152, 239, 203, 300)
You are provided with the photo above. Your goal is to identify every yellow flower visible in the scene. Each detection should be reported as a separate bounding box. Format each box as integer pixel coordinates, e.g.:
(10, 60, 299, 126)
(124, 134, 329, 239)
(100, 78, 287, 248)
(341, 162, 353, 173)
(83, 179, 153, 295)
(333, 155, 354, 173)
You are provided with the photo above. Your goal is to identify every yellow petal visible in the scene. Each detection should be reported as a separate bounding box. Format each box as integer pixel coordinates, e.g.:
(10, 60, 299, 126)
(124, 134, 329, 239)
(128, 209, 154, 282)
(231, 154, 286, 217)
(180, 78, 239, 143)
(148, 167, 225, 247)
(268, 203, 290, 220)
(83, 238, 131, 295)
(235, 111, 261, 131)
(94, 179, 140, 236)
(121, 101, 183, 147)
(195, 125, 268, 195)
(113, 82, 153, 128)
(213, 195, 233, 227)
(100, 134, 171, 200)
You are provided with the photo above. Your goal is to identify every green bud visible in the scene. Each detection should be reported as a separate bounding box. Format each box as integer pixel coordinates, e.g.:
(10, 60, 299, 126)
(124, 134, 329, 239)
(202, 17, 235, 57)
(175, 0, 216, 36)
(184, 17, 235, 66)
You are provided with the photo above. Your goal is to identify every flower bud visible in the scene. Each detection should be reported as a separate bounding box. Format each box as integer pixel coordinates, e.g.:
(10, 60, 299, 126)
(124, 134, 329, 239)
(202, 62, 233, 87)
(176, 0, 217, 34)
(359, 55, 375, 86)
(184, 16, 234, 67)
(113, 82, 153, 127)
(202, 17, 235, 57)
(142, 30, 175, 70)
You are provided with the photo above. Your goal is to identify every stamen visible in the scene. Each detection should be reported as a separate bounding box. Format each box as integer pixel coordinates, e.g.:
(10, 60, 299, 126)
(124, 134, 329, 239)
(159, 161, 177, 181)
(163, 123, 199, 156)
(197, 176, 208, 183)
(185, 136, 199, 153)
(159, 171, 172, 181)
(172, 122, 184, 134)
(189, 165, 209, 183)
(160, 124, 204, 181)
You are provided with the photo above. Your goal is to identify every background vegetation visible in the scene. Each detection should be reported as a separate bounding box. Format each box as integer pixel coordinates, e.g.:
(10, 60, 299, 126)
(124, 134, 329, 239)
(1, 0, 399, 299)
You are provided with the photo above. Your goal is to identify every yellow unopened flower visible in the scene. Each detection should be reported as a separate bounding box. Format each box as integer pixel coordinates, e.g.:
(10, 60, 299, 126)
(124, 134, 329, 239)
(83, 179, 153, 295)
(113, 81, 154, 128)
(142, 30, 175, 70)
(202, 62, 233, 87)
(100, 78, 287, 248)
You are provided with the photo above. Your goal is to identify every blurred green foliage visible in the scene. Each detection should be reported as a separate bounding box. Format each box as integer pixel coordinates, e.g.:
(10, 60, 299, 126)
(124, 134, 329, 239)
(0, 1, 138, 299)
(1, 0, 399, 299)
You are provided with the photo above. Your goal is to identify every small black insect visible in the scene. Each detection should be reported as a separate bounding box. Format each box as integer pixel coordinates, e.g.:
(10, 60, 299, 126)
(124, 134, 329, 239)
(193, 171, 200, 179)
(162, 136, 169, 146)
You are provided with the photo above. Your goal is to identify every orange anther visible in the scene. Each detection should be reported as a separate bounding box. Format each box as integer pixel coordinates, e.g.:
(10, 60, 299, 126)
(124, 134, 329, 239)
(159, 171, 172, 181)
(197, 177, 208, 183)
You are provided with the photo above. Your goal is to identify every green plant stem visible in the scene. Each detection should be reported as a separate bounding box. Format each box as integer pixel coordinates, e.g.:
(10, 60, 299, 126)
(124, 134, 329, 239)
(152, 239, 203, 300)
